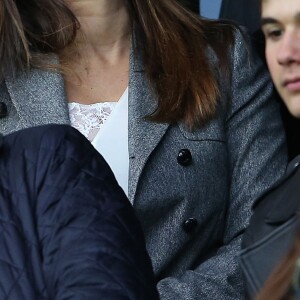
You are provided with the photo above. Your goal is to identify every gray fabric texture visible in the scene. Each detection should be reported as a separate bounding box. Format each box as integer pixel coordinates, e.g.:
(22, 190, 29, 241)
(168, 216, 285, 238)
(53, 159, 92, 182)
(0, 28, 287, 299)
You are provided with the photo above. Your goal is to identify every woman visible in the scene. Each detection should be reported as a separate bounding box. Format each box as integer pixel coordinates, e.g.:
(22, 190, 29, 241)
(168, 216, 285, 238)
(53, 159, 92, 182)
(0, 0, 287, 298)
(240, 0, 300, 298)
(0, 124, 158, 299)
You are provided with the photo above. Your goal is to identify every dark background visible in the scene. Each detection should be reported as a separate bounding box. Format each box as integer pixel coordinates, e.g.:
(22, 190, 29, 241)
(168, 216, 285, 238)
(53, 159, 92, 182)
(179, 0, 199, 14)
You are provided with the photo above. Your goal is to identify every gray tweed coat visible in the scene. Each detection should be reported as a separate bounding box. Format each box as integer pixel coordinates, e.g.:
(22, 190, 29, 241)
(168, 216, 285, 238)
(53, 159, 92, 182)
(0, 30, 287, 299)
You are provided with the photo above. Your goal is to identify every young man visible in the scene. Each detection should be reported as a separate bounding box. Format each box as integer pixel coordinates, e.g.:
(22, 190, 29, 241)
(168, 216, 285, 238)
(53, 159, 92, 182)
(240, 0, 300, 298)
(261, 0, 300, 118)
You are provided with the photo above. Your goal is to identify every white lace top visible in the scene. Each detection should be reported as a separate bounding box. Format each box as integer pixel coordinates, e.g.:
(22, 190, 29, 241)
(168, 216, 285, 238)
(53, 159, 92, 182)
(68, 102, 117, 142)
(67, 88, 129, 197)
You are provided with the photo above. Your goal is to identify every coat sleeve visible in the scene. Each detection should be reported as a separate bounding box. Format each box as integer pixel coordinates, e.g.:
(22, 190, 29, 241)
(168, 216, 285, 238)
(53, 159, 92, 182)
(157, 28, 288, 299)
(20, 125, 159, 300)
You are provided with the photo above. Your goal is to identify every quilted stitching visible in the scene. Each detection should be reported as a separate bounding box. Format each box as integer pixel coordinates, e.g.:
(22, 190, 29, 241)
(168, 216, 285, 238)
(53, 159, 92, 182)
(0, 125, 158, 300)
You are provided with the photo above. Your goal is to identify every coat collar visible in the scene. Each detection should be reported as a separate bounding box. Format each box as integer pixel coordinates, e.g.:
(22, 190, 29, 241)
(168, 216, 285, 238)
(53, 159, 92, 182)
(252, 155, 300, 224)
(128, 49, 169, 202)
(5, 58, 70, 128)
(4, 51, 169, 203)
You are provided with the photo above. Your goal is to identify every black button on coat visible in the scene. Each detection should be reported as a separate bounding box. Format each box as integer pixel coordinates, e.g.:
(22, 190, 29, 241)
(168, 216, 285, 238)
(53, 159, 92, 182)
(183, 218, 198, 233)
(177, 149, 192, 166)
(0, 102, 7, 118)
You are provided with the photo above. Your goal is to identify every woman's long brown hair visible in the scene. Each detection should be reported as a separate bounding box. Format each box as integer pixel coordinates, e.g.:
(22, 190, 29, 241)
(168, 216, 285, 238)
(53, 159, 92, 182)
(0, 0, 236, 129)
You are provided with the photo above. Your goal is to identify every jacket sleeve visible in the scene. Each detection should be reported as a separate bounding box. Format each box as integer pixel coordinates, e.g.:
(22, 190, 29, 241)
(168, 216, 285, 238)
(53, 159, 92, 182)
(29, 125, 159, 300)
(157, 28, 288, 299)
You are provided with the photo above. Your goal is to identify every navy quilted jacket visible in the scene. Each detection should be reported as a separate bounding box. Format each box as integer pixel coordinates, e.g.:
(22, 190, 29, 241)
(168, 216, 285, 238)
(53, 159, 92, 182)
(0, 124, 158, 300)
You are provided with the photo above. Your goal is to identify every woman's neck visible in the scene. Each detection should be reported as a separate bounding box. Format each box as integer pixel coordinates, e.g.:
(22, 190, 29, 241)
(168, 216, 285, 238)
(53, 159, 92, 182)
(65, 0, 131, 60)
(61, 0, 131, 104)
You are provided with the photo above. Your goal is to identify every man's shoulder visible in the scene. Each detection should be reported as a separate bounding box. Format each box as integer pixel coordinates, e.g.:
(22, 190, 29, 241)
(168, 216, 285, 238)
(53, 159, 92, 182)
(240, 156, 300, 298)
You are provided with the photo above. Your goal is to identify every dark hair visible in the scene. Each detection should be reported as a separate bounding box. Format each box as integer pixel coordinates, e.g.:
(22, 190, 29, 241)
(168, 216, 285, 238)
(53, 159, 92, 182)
(0, 0, 236, 129)
(0, 0, 78, 75)
(256, 231, 300, 300)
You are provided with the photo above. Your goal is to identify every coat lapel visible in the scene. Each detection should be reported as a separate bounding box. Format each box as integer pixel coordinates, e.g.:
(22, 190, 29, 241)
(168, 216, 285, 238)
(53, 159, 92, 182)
(128, 50, 169, 203)
(5, 51, 168, 203)
(5, 63, 70, 128)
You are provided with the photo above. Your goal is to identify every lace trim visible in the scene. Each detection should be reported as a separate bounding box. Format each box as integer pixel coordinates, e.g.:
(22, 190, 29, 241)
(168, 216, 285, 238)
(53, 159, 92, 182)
(68, 102, 117, 142)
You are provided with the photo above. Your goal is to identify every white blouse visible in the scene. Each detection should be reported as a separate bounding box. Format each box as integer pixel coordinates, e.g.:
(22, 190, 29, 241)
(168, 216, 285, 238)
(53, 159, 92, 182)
(68, 101, 117, 142)
(68, 88, 129, 196)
